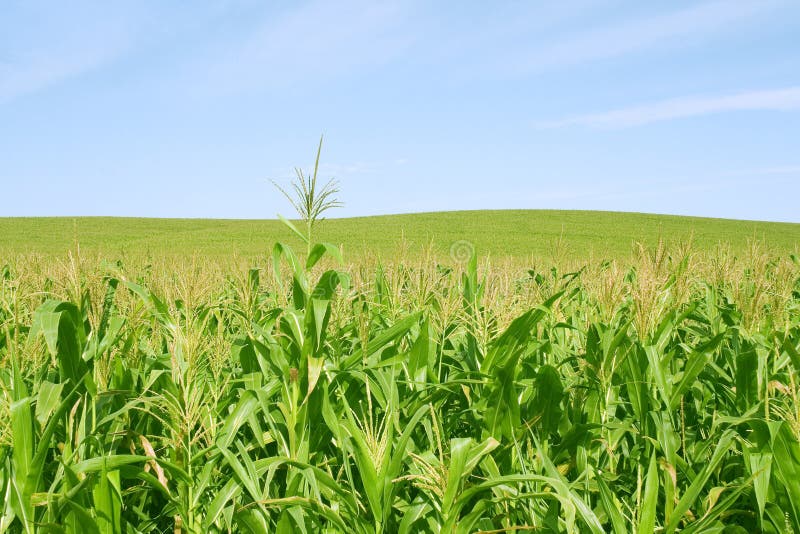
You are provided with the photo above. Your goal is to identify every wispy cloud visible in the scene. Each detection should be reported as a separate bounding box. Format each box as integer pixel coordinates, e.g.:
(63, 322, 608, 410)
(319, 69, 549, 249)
(1, 48, 122, 103)
(0, 3, 141, 103)
(501, 0, 780, 75)
(723, 165, 800, 176)
(268, 157, 409, 183)
(537, 87, 800, 128)
(185, 0, 416, 95)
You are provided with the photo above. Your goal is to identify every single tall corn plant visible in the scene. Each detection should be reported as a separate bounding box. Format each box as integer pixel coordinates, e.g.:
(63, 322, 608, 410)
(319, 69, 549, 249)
(272, 135, 343, 259)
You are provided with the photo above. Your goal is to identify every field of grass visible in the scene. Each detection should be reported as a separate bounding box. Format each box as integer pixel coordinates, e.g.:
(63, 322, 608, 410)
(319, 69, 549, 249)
(2, 210, 799, 262)
(2, 210, 800, 532)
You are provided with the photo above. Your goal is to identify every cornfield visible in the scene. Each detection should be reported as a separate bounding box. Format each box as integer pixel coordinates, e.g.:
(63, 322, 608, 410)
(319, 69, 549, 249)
(1, 238, 800, 533)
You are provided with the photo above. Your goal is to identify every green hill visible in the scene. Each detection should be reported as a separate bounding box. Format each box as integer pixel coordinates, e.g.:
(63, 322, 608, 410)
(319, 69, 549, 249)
(1, 210, 798, 262)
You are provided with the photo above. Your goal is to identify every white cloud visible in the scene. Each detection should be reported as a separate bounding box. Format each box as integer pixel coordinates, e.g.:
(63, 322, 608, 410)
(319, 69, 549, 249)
(502, 0, 780, 75)
(537, 87, 800, 128)
(185, 0, 416, 95)
(1, 49, 120, 103)
(269, 158, 409, 182)
(0, 3, 142, 103)
(724, 165, 800, 176)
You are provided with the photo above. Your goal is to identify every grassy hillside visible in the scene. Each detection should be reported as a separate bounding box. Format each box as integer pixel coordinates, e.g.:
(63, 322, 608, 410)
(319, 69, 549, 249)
(1, 210, 799, 262)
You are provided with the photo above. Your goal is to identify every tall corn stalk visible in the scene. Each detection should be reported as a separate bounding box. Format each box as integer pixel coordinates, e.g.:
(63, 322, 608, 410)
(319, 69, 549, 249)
(272, 135, 342, 259)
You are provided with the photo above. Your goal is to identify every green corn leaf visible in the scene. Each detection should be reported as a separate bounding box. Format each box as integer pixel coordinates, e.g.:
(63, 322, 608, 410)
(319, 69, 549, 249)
(306, 242, 343, 270)
(597, 474, 627, 534)
(278, 214, 309, 244)
(217, 391, 259, 449)
(638, 453, 659, 534)
(34, 381, 63, 429)
(665, 432, 735, 533)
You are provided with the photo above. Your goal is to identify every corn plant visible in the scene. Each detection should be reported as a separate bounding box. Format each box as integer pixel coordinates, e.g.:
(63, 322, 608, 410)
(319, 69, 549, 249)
(1, 237, 800, 532)
(272, 135, 343, 259)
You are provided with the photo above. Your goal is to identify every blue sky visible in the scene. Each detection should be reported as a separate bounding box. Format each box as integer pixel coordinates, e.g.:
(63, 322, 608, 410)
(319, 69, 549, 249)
(1, 1, 799, 222)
